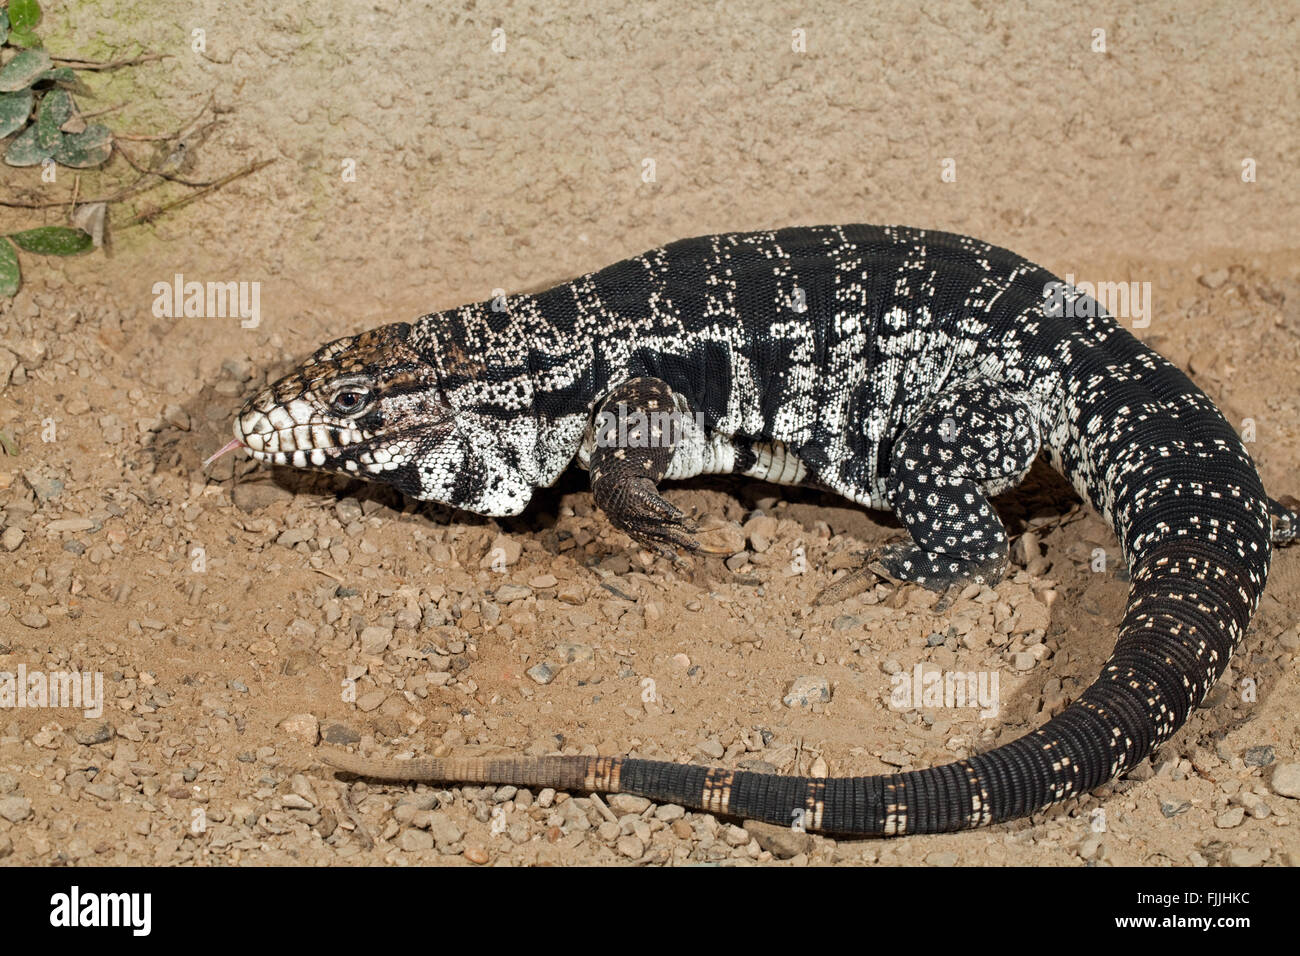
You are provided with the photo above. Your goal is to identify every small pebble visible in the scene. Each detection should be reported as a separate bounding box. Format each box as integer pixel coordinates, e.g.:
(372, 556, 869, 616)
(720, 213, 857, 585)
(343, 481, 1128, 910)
(1270, 763, 1300, 799)
(783, 676, 831, 708)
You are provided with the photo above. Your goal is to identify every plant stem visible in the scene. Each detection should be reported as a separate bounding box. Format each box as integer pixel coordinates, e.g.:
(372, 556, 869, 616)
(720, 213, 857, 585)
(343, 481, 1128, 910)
(122, 158, 275, 227)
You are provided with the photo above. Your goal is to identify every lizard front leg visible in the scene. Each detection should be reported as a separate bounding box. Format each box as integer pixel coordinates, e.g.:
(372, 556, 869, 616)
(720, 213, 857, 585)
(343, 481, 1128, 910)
(589, 376, 700, 558)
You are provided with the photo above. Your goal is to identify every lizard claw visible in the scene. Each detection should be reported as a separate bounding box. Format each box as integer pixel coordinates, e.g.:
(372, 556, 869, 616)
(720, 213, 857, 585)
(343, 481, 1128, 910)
(608, 478, 701, 559)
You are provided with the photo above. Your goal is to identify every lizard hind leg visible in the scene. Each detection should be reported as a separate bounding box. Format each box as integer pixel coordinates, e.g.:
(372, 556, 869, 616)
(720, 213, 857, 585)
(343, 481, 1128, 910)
(1269, 494, 1300, 545)
(817, 381, 1040, 604)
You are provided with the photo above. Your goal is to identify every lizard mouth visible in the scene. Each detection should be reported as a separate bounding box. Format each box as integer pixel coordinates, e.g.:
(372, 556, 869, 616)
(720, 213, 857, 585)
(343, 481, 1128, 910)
(202, 435, 354, 471)
(204, 411, 410, 475)
(203, 405, 374, 471)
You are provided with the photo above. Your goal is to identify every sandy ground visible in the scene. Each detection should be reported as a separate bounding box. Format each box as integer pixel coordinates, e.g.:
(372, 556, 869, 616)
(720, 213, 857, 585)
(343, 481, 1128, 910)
(0, 2, 1297, 866)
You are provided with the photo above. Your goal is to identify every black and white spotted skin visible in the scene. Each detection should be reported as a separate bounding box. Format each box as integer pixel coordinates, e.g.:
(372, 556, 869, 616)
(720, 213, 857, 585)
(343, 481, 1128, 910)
(228, 224, 1296, 836)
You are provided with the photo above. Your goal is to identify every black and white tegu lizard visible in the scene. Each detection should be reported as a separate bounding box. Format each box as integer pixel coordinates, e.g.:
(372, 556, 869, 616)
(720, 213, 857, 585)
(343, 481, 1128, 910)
(213, 224, 1297, 836)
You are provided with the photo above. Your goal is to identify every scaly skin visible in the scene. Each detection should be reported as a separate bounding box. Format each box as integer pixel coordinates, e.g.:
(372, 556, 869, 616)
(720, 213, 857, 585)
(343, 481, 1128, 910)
(217, 225, 1296, 835)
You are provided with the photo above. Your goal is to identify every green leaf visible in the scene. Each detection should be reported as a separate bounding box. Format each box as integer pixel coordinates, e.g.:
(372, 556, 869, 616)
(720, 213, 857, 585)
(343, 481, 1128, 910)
(3, 122, 49, 165)
(6, 226, 94, 256)
(0, 89, 33, 138)
(34, 87, 69, 150)
(6, 29, 42, 48)
(0, 239, 19, 298)
(0, 50, 51, 92)
(52, 122, 110, 167)
(0, 10, 10, 46)
(8, 0, 43, 34)
(37, 66, 77, 84)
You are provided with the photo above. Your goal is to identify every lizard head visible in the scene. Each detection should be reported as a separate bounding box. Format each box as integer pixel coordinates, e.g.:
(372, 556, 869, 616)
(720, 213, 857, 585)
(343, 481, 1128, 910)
(209, 320, 541, 516)
(213, 322, 456, 499)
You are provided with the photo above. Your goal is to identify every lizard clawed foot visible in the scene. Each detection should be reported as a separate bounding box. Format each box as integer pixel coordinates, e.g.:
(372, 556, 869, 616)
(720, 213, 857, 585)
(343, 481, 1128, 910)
(814, 542, 997, 606)
(605, 477, 701, 561)
(812, 562, 885, 606)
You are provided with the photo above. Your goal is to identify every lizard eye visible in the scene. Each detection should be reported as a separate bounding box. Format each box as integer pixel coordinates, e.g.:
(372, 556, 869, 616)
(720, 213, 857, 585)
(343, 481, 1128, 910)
(330, 389, 370, 416)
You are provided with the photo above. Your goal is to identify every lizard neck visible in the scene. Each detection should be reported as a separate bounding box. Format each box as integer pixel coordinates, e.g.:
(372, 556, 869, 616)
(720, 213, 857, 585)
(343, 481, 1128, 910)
(408, 294, 607, 505)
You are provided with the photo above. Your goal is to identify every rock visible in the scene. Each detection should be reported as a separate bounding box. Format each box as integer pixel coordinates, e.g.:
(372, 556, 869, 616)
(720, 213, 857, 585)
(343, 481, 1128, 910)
(0, 348, 17, 386)
(279, 713, 319, 743)
(1160, 798, 1190, 817)
(744, 819, 813, 859)
(359, 625, 393, 655)
(1226, 846, 1269, 867)
(925, 850, 958, 866)
(1215, 807, 1245, 829)
(1278, 625, 1300, 652)
(725, 552, 749, 571)
(1242, 746, 1274, 767)
(72, 721, 114, 746)
(0, 832, 11, 858)
(19, 609, 48, 629)
(557, 585, 585, 605)
(2, 526, 24, 551)
(697, 737, 725, 759)
(526, 663, 556, 685)
(1199, 267, 1230, 289)
(83, 782, 118, 801)
(608, 794, 651, 815)
(426, 812, 463, 848)
(1269, 762, 1300, 799)
(655, 804, 685, 822)
(481, 534, 522, 568)
(0, 796, 33, 823)
(555, 641, 594, 664)
(398, 828, 434, 852)
(1124, 761, 1155, 782)
(1078, 834, 1104, 860)
(46, 517, 94, 533)
(322, 723, 361, 745)
(722, 825, 750, 847)
(528, 574, 558, 589)
(598, 820, 621, 842)
(464, 846, 489, 865)
(355, 691, 386, 712)
(163, 404, 191, 430)
(22, 470, 63, 502)
(494, 584, 532, 603)
(783, 676, 831, 708)
(616, 835, 644, 859)
(744, 515, 778, 552)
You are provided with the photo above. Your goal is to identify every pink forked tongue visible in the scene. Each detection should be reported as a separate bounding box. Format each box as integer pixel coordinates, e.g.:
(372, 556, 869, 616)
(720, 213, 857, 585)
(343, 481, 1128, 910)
(203, 438, 247, 469)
